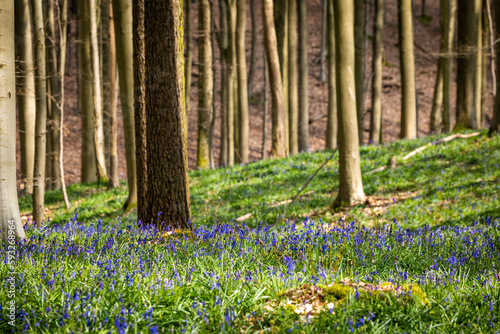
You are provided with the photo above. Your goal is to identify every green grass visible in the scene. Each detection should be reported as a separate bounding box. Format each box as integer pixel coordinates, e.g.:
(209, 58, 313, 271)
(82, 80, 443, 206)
(21, 130, 500, 229)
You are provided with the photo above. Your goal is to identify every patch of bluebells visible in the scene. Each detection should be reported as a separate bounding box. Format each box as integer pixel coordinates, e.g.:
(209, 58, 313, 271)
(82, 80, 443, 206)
(0, 215, 499, 332)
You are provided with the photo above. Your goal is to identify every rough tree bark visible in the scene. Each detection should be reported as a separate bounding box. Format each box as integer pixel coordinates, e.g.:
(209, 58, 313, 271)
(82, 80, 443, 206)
(0, 0, 26, 239)
(370, 0, 384, 144)
(262, 0, 287, 158)
(288, 0, 299, 154)
(144, 0, 191, 228)
(133, 0, 146, 222)
(325, 0, 338, 149)
(79, 0, 97, 183)
(32, 0, 48, 226)
(398, 0, 417, 139)
(333, 0, 366, 207)
(197, 0, 214, 169)
(15, 0, 36, 195)
(113, 0, 137, 211)
(298, 0, 309, 152)
(236, 0, 249, 164)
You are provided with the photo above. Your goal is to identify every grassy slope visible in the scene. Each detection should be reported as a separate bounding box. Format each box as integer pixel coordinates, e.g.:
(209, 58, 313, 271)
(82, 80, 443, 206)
(20, 130, 500, 228)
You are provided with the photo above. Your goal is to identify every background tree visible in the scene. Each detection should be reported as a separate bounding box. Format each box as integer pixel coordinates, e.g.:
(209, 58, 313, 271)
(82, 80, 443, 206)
(90, 0, 108, 181)
(15, 0, 36, 195)
(456, 0, 481, 129)
(32, 0, 48, 226)
(325, 0, 337, 149)
(79, 0, 97, 183)
(113, 0, 137, 211)
(354, 0, 365, 144)
(274, 0, 288, 150)
(144, 0, 191, 228)
(185, 0, 193, 116)
(262, 0, 287, 158)
(474, 1, 483, 128)
(247, 0, 258, 97)
(298, 0, 309, 152)
(370, 0, 384, 144)
(103, 0, 119, 188)
(197, 0, 214, 169)
(320, 0, 328, 84)
(491, 0, 500, 134)
(0, 0, 25, 239)
(288, 0, 298, 154)
(398, 0, 418, 139)
(236, 0, 249, 164)
(333, 0, 366, 207)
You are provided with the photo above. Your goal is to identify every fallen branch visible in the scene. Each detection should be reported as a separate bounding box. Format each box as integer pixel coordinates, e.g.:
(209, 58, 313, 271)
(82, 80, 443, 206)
(368, 132, 481, 174)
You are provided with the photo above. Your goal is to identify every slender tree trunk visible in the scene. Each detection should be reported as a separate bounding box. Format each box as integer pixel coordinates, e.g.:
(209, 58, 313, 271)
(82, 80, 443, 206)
(398, 0, 417, 139)
(58, 0, 71, 209)
(421, 0, 426, 17)
(144, 0, 190, 228)
(45, 0, 61, 189)
(0, 0, 25, 239)
(456, 0, 481, 129)
(263, 0, 286, 158)
(133, 0, 146, 221)
(370, 0, 384, 144)
(288, 0, 298, 154)
(263, 54, 269, 159)
(90, 0, 108, 181)
(79, 0, 97, 183)
(430, 62, 444, 133)
(197, 0, 214, 169)
(218, 0, 229, 166)
(326, 0, 338, 149)
(441, 0, 456, 133)
(185, 0, 193, 118)
(355, 0, 365, 144)
(236, 0, 249, 163)
(320, 0, 328, 83)
(15, 0, 36, 195)
(474, 0, 483, 128)
(32, 0, 47, 226)
(491, 0, 500, 133)
(113, 0, 137, 211)
(103, 0, 119, 188)
(333, 0, 366, 207)
(298, 0, 309, 152)
(275, 0, 288, 151)
(209, 0, 217, 168)
(481, 1, 488, 126)
(248, 0, 258, 97)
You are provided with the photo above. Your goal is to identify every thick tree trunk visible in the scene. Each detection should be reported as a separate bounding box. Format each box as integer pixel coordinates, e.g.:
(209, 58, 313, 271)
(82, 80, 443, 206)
(45, 0, 62, 189)
(398, 0, 417, 139)
(354, 0, 365, 145)
(275, 0, 289, 151)
(15, 0, 36, 195)
(491, 0, 500, 133)
(133, 0, 146, 221)
(103, 0, 119, 188)
(333, 0, 366, 207)
(90, 0, 108, 181)
(144, 0, 191, 228)
(236, 0, 249, 164)
(32, 0, 47, 226)
(197, 0, 214, 169)
(248, 0, 258, 97)
(79, 0, 97, 183)
(262, 0, 287, 158)
(430, 62, 444, 133)
(288, 0, 298, 154)
(113, 0, 137, 211)
(442, 0, 456, 133)
(370, 0, 384, 144)
(0, 0, 25, 239)
(456, 0, 481, 129)
(326, 0, 337, 149)
(298, 0, 309, 152)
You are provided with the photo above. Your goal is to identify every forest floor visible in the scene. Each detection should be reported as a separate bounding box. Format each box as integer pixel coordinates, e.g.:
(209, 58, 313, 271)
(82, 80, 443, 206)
(6, 131, 500, 332)
(15, 0, 496, 187)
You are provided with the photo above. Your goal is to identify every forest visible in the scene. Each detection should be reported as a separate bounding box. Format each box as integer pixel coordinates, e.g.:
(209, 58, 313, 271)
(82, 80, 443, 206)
(0, 0, 499, 332)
